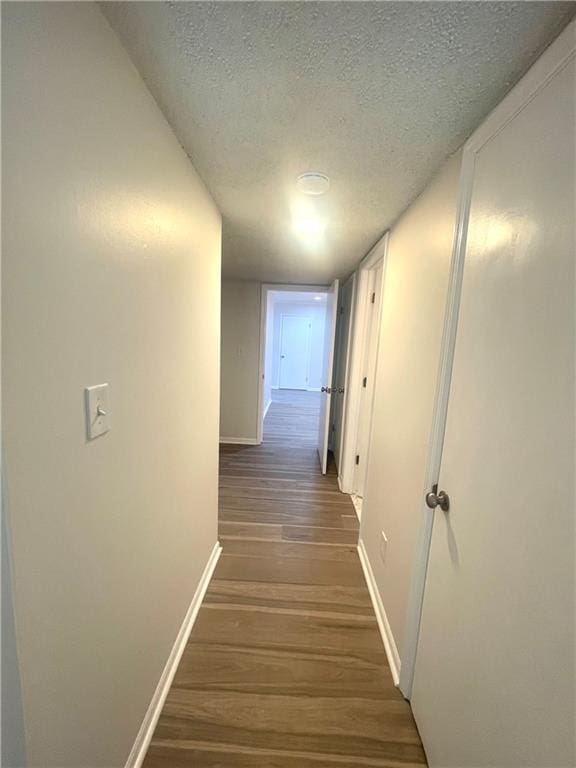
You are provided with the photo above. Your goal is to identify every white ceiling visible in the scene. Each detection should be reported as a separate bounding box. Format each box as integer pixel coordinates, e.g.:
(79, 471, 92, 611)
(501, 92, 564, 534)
(102, 2, 574, 284)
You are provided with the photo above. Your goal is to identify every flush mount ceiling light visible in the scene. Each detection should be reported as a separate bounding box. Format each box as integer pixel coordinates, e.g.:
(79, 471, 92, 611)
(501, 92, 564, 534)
(297, 172, 330, 196)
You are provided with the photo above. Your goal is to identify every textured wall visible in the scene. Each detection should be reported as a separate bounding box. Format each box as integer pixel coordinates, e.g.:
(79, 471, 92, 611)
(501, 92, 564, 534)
(220, 281, 261, 442)
(360, 152, 462, 658)
(2, 4, 221, 765)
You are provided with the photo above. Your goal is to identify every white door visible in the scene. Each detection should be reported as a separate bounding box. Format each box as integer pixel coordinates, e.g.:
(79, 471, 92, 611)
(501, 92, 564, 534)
(411, 43, 575, 768)
(331, 275, 355, 470)
(354, 260, 383, 499)
(278, 315, 310, 390)
(317, 279, 339, 473)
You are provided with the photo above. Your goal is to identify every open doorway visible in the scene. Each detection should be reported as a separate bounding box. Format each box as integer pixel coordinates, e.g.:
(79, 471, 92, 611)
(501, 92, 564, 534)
(258, 283, 339, 470)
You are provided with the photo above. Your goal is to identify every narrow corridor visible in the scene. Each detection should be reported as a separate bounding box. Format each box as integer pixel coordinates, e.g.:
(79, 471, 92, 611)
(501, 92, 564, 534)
(143, 390, 426, 767)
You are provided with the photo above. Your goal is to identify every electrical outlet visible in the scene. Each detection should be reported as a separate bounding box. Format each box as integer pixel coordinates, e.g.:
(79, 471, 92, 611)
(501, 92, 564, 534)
(380, 530, 388, 562)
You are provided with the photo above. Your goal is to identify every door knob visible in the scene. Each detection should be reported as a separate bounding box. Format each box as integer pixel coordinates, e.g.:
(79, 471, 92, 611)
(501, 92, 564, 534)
(321, 386, 332, 393)
(425, 484, 450, 512)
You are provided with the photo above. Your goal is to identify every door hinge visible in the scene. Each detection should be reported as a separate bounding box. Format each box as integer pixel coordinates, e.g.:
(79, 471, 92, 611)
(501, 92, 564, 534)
(355, 455, 360, 465)
(371, 292, 376, 304)
(362, 376, 367, 388)
(340, 306, 344, 315)
(332, 423, 335, 432)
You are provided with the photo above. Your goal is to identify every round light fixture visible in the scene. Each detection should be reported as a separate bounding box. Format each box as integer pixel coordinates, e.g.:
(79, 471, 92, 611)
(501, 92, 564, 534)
(297, 172, 330, 196)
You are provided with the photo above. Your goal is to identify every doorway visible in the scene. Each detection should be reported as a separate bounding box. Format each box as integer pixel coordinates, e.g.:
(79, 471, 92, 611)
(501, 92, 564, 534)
(338, 234, 388, 511)
(258, 283, 339, 472)
(278, 315, 311, 390)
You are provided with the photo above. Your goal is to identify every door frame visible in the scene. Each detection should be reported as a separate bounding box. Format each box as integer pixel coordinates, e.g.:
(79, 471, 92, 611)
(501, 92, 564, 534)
(399, 22, 576, 699)
(338, 233, 389, 502)
(258, 283, 329, 444)
(330, 273, 357, 465)
(278, 314, 312, 390)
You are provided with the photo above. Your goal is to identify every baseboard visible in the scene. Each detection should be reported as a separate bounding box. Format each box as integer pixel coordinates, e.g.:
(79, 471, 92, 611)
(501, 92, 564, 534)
(350, 493, 363, 521)
(307, 387, 321, 392)
(219, 436, 260, 445)
(125, 541, 222, 768)
(263, 398, 272, 419)
(357, 538, 401, 686)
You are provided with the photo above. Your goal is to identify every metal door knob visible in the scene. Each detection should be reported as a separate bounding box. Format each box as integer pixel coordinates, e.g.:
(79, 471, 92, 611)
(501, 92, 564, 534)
(321, 386, 331, 393)
(425, 486, 450, 512)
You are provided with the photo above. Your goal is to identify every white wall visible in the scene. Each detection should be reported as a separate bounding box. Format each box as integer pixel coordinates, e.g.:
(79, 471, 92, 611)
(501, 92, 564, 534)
(2, 4, 221, 766)
(359, 152, 462, 661)
(220, 281, 261, 442)
(270, 302, 326, 390)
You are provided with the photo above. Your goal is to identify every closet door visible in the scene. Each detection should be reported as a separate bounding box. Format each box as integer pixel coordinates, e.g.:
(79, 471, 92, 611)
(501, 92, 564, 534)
(317, 279, 339, 473)
(411, 41, 575, 768)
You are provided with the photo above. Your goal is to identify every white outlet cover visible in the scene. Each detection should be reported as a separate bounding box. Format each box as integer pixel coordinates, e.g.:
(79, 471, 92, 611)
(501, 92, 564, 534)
(85, 383, 110, 440)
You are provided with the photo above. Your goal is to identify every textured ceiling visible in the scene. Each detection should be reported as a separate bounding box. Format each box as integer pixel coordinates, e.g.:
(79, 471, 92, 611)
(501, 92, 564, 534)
(102, 2, 574, 283)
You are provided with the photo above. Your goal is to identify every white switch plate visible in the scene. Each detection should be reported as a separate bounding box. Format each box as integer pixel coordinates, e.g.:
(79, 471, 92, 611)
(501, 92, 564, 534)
(85, 383, 110, 440)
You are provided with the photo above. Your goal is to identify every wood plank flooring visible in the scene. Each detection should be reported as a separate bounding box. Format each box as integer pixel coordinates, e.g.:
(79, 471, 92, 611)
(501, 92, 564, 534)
(143, 389, 427, 767)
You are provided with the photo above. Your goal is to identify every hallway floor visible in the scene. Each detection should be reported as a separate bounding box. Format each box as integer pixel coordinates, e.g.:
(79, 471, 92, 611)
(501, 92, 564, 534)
(143, 389, 426, 767)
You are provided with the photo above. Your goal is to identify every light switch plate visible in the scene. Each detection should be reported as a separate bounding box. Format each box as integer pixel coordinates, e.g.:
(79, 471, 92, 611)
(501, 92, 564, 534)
(85, 383, 110, 440)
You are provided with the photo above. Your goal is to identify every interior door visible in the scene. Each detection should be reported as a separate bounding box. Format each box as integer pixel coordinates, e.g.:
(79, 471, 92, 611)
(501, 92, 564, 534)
(278, 315, 310, 389)
(411, 53, 575, 768)
(317, 279, 339, 473)
(331, 275, 355, 470)
(354, 260, 383, 499)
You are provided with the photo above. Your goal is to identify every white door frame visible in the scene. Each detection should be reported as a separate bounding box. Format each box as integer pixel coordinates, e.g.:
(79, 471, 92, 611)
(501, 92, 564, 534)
(398, 22, 576, 699)
(278, 314, 312, 390)
(338, 233, 389, 498)
(258, 283, 329, 444)
(331, 273, 357, 464)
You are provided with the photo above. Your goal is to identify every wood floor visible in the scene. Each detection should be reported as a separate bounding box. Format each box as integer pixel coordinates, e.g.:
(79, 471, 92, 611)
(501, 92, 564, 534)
(143, 389, 427, 767)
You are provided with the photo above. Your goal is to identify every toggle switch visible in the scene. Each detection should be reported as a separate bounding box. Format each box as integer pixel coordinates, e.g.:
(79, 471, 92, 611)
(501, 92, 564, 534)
(85, 383, 110, 440)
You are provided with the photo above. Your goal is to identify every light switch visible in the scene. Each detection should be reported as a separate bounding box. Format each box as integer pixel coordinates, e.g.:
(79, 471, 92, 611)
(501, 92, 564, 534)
(85, 383, 110, 440)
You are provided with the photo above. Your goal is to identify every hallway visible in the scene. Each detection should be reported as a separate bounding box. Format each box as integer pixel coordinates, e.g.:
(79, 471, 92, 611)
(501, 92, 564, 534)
(142, 389, 426, 766)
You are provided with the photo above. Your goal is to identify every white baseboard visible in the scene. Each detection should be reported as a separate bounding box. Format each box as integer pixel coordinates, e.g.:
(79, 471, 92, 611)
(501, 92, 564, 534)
(357, 538, 401, 686)
(263, 398, 272, 419)
(125, 541, 222, 768)
(350, 493, 363, 521)
(219, 436, 260, 445)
